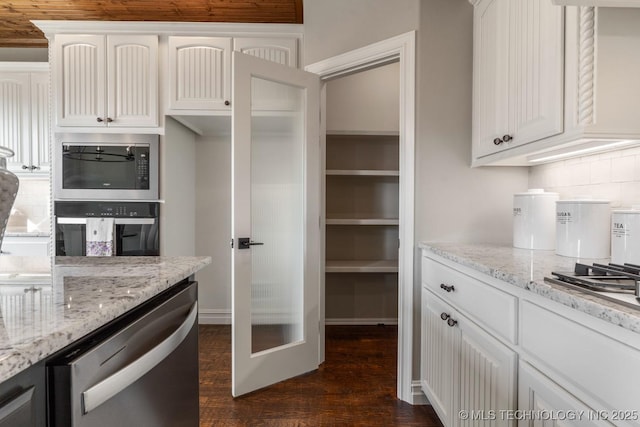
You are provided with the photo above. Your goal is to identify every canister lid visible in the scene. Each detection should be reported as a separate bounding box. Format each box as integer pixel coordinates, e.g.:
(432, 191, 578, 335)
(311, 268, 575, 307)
(557, 198, 610, 204)
(514, 189, 559, 197)
(612, 205, 640, 214)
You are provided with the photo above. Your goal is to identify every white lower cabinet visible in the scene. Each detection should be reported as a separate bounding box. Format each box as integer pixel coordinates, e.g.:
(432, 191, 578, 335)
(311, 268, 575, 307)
(519, 362, 614, 427)
(422, 250, 640, 427)
(421, 287, 517, 427)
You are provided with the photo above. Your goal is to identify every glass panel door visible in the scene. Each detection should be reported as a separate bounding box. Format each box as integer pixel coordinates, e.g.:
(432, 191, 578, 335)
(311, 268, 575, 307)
(231, 52, 320, 397)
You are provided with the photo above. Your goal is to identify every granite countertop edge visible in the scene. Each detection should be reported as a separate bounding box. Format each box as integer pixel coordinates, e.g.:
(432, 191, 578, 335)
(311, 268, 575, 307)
(0, 255, 211, 384)
(419, 242, 640, 335)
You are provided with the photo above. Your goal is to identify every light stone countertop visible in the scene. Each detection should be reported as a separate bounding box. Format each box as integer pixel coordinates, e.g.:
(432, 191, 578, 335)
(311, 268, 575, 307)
(0, 255, 211, 383)
(419, 242, 640, 335)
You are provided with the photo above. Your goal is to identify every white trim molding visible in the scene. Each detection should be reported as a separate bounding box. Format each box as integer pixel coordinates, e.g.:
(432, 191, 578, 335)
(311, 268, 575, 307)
(198, 309, 231, 325)
(306, 30, 417, 404)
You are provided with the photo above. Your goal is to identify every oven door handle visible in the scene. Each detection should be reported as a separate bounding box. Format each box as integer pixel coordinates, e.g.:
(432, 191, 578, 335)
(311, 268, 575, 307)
(81, 301, 198, 414)
(57, 217, 155, 225)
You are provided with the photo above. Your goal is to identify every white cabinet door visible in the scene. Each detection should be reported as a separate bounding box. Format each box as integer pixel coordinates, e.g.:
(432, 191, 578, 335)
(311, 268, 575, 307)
(455, 308, 517, 427)
(472, 0, 564, 160)
(29, 72, 50, 174)
(422, 289, 456, 427)
(421, 288, 517, 427)
(167, 36, 232, 111)
(54, 34, 157, 128)
(473, 0, 510, 159)
(233, 37, 298, 68)
(509, 0, 564, 146)
(107, 35, 158, 127)
(55, 35, 106, 127)
(0, 73, 30, 170)
(0, 70, 49, 175)
(519, 362, 615, 427)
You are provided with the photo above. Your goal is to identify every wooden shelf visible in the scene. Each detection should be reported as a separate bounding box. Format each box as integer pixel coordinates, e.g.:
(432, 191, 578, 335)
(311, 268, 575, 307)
(325, 260, 398, 273)
(326, 169, 399, 176)
(326, 218, 399, 225)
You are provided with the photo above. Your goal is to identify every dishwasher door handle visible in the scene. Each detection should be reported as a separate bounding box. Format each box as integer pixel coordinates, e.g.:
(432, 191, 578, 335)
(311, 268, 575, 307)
(81, 301, 198, 414)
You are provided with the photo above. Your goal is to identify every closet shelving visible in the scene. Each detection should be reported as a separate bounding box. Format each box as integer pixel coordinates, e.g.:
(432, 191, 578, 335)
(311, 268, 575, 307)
(325, 131, 399, 274)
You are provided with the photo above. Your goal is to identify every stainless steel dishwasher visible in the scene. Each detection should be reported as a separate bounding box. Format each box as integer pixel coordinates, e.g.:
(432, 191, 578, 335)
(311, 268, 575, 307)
(47, 280, 199, 427)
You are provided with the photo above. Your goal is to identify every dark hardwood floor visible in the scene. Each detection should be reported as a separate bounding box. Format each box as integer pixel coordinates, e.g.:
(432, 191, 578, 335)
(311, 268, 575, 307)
(198, 324, 443, 426)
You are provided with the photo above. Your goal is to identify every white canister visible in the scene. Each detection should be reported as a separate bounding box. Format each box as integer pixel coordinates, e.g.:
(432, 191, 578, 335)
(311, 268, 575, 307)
(611, 207, 640, 265)
(513, 189, 559, 250)
(556, 199, 610, 258)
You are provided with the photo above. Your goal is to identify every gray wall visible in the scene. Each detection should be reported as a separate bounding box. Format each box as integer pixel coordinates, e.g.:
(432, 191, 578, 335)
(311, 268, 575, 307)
(304, 0, 529, 386)
(0, 48, 48, 61)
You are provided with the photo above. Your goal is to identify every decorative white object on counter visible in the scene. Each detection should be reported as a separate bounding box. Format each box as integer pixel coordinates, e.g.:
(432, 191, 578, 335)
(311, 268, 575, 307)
(513, 189, 559, 250)
(556, 199, 611, 258)
(611, 206, 640, 265)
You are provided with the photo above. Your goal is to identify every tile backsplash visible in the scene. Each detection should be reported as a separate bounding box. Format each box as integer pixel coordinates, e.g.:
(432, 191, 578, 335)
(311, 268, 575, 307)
(529, 146, 640, 208)
(7, 178, 50, 233)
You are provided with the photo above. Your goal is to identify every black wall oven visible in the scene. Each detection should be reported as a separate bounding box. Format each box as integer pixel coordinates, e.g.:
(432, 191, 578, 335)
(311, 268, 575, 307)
(54, 133, 159, 201)
(55, 202, 159, 256)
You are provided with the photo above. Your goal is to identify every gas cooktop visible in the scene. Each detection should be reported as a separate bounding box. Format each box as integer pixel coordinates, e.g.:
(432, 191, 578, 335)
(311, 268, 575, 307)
(545, 262, 640, 310)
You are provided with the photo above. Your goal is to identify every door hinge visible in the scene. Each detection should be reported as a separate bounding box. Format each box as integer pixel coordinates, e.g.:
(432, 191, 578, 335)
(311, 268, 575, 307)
(230, 238, 234, 249)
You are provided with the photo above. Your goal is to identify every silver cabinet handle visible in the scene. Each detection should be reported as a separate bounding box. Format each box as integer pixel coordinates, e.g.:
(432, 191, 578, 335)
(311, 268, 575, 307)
(81, 301, 198, 414)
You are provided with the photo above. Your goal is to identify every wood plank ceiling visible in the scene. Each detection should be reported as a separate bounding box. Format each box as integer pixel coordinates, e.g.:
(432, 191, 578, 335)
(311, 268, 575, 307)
(0, 0, 303, 48)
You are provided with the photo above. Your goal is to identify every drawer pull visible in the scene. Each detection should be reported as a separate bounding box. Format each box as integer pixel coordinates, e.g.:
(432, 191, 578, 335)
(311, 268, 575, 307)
(440, 312, 450, 321)
(447, 317, 458, 328)
(440, 283, 455, 293)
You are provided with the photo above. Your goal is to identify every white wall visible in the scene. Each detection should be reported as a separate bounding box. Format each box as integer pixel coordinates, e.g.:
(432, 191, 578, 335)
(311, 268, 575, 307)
(160, 117, 196, 256)
(194, 133, 232, 324)
(529, 147, 640, 205)
(303, 0, 421, 65)
(0, 48, 48, 62)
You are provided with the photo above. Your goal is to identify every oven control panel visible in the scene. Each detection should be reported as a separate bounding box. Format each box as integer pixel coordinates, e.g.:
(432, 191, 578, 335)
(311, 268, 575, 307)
(55, 201, 159, 218)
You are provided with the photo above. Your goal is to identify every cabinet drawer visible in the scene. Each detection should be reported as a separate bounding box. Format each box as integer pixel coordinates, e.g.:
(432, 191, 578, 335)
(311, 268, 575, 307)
(521, 300, 640, 425)
(421, 256, 517, 343)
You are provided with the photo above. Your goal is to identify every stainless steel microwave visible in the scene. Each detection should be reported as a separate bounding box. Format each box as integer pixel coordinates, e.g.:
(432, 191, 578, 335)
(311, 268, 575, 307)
(54, 133, 159, 201)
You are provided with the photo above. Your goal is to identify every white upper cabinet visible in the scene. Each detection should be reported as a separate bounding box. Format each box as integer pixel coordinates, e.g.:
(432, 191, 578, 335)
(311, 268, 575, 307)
(471, 3, 640, 166)
(167, 37, 232, 111)
(0, 63, 50, 175)
(472, 0, 564, 161)
(53, 34, 158, 130)
(166, 35, 299, 115)
(233, 37, 298, 67)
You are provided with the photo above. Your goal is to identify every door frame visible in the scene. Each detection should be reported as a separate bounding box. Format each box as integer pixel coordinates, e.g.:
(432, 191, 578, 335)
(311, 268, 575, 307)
(305, 31, 417, 404)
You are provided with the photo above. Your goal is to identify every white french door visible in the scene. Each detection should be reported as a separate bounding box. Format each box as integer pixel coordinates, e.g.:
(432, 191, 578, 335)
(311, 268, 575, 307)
(231, 51, 321, 397)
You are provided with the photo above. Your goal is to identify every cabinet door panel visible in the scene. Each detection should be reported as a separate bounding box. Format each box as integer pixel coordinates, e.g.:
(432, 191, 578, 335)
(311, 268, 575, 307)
(168, 37, 232, 110)
(30, 72, 50, 173)
(422, 289, 456, 427)
(473, 0, 510, 158)
(519, 362, 615, 427)
(510, 0, 564, 145)
(55, 35, 106, 126)
(108, 35, 158, 127)
(233, 37, 298, 67)
(456, 312, 517, 427)
(0, 73, 29, 170)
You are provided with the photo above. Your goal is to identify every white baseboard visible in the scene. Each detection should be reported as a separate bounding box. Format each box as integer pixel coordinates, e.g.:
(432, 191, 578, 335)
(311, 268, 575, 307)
(325, 317, 398, 326)
(198, 309, 231, 325)
(411, 380, 429, 405)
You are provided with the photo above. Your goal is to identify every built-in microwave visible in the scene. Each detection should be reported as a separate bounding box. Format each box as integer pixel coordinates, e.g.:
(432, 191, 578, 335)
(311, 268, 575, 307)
(54, 133, 159, 201)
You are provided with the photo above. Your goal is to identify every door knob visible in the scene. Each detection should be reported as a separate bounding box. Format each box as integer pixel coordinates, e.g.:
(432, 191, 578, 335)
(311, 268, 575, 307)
(238, 238, 264, 250)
